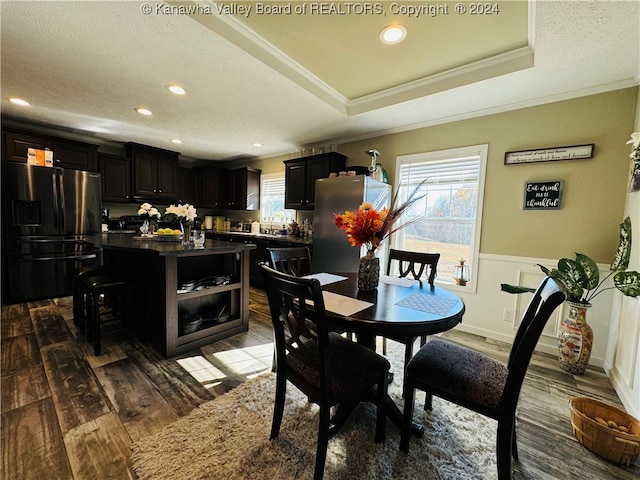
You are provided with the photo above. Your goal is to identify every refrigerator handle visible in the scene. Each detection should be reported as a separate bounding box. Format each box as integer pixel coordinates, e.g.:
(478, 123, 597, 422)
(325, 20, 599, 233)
(57, 170, 66, 230)
(52, 171, 60, 230)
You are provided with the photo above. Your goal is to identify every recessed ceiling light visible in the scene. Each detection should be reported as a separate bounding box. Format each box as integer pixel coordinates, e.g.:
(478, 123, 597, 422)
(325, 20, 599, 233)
(252, 142, 263, 148)
(135, 107, 153, 116)
(8, 97, 31, 106)
(166, 84, 187, 95)
(380, 25, 407, 45)
(170, 138, 182, 144)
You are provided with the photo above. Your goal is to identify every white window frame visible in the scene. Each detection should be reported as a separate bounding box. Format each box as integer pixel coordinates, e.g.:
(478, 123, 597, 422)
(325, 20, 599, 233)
(394, 144, 488, 293)
(260, 172, 296, 223)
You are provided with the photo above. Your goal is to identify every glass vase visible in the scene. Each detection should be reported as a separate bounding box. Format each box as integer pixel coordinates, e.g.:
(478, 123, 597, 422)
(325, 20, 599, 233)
(558, 301, 593, 375)
(140, 219, 149, 236)
(357, 250, 380, 291)
(181, 223, 192, 246)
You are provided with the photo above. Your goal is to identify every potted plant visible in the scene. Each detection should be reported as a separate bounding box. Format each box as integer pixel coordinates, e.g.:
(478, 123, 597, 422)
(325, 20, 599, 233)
(502, 216, 640, 374)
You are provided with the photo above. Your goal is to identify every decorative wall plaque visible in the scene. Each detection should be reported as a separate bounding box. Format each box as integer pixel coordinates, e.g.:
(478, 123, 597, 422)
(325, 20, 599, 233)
(524, 180, 563, 210)
(505, 144, 594, 165)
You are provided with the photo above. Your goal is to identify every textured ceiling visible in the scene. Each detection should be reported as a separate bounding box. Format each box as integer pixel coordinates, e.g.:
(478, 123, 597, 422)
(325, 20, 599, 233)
(0, 1, 638, 162)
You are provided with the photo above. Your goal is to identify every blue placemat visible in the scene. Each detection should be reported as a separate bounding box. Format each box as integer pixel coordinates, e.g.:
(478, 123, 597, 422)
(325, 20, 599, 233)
(396, 292, 458, 316)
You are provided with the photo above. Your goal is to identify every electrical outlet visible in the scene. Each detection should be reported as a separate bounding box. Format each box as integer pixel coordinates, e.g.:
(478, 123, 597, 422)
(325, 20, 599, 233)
(503, 309, 516, 323)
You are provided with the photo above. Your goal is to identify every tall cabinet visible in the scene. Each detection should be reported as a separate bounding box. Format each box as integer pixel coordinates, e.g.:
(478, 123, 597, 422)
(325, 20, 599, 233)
(127, 142, 179, 201)
(284, 152, 346, 210)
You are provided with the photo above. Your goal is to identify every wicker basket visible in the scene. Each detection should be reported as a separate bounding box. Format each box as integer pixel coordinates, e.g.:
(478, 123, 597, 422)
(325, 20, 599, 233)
(569, 397, 640, 466)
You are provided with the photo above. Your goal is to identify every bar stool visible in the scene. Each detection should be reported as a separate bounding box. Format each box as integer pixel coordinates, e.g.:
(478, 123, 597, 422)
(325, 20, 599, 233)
(72, 265, 104, 334)
(81, 274, 129, 356)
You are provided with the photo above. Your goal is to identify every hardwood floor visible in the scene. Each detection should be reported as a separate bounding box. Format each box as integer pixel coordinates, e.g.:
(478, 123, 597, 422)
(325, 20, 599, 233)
(2, 287, 638, 479)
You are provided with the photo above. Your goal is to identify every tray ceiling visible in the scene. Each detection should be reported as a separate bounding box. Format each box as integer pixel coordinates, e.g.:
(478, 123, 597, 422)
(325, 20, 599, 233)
(0, 1, 638, 161)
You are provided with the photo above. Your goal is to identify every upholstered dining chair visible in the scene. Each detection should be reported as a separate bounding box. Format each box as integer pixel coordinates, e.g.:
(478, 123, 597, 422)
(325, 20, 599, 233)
(267, 246, 313, 277)
(382, 249, 441, 356)
(260, 263, 390, 480)
(400, 276, 565, 480)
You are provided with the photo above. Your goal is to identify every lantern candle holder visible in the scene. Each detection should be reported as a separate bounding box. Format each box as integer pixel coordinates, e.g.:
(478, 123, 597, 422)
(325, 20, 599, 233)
(453, 258, 470, 286)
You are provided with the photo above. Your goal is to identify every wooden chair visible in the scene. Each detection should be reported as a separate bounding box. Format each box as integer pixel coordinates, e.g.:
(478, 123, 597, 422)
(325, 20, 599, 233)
(267, 246, 313, 276)
(259, 263, 390, 480)
(382, 249, 441, 356)
(400, 276, 565, 479)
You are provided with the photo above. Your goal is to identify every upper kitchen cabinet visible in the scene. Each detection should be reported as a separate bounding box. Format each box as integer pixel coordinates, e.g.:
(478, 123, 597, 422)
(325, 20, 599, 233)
(127, 142, 179, 201)
(2, 128, 98, 171)
(99, 153, 131, 202)
(195, 166, 222, 209)
(178, 167, 196, 205)
(284, 152, 346, 210)
(224, 167, 261, 210)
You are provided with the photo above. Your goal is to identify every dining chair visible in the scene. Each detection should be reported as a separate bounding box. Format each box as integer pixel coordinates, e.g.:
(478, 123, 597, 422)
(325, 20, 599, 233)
(399, 276, 565, 479)
(259, 263, 390, 480)
(381, 249, 441, 357)
(267, 246, 313, 276)
(268, 246, 353, 345)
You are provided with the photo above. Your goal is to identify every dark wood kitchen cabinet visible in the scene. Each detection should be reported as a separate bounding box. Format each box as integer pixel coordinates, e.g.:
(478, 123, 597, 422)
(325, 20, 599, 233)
(284, 152, 346, 210)
(178, 167, 196, 205)
(99, 153, 131, 202)
(127, 142, 179, 201)
(195, 166, 222, 209)
(2, 128, 98, 171)
(223, 167, 261, 210)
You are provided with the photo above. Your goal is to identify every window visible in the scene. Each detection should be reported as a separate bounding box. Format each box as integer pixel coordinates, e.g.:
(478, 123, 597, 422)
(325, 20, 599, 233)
(260, 173, 296, 223)
(393, 145, 487, 290)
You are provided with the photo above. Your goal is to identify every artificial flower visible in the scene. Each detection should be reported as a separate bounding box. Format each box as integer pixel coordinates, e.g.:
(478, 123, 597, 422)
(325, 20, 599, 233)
(165, 203, 197, 226)
(627, 132, 640, 161)
(137, 202, 161, 220)
(335, 181, 426, 251)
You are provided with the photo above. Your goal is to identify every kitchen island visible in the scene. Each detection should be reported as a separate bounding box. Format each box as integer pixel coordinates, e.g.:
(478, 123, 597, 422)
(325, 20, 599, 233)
(88, 233, 256, 357)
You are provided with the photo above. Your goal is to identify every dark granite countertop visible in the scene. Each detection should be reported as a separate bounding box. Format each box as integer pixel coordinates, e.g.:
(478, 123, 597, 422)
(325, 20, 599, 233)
(207, 230, 313, 245)
(88, 233, 256, 256)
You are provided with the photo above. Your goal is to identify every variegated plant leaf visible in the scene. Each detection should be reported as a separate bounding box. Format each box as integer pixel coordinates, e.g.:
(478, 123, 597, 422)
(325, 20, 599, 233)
(558, 257, 592, 290)
(610, 216, 631, 271)
(574, 253, 600, 290)
(500, 284, 536, 294)
(614, 271, 640, 297)
(548, 267, 585, 302)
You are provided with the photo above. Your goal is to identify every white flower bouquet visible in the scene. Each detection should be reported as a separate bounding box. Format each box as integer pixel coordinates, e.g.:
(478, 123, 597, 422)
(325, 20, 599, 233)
(137, 202, 161, 221)
(165, 203, 197, 226)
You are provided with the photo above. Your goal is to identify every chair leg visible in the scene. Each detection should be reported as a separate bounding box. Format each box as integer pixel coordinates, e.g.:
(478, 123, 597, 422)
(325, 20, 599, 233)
(382, 336, 387, 355)
(314, 405, 330, 480)
(270, 373, 286, 440)
(423, 392, 433, 411)
(91, 292, 101, 356)
(375, 373, 387, 443)
(496, 418, 514, 480)
(511, 417, 519, 461)
(400, 384, 416, 452)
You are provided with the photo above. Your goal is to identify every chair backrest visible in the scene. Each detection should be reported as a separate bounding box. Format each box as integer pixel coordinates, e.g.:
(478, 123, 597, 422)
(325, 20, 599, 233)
(502, 276, 565, 410)
(259, 263, 332, 396)
(267, 247, 313, 277)
(386, 248, 440, 287)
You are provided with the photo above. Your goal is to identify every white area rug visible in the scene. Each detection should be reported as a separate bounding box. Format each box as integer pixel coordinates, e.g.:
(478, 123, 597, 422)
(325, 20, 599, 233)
(131, 342, 498, 479)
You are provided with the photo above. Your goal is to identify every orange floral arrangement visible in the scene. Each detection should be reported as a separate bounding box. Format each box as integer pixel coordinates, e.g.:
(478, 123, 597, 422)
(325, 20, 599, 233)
(335, 181, 426, 252)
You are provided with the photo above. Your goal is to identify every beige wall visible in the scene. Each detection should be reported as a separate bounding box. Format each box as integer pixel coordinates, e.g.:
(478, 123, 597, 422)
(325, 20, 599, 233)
(253, 87, 639, 263)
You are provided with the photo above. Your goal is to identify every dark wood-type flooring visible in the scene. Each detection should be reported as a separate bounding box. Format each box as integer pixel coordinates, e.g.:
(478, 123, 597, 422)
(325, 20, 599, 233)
(2, 287, 639, 479)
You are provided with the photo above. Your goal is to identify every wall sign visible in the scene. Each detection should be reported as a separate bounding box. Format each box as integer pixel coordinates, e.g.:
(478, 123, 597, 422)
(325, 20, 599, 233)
(524, 180, 563, 210)
(505, 144, 594, 165)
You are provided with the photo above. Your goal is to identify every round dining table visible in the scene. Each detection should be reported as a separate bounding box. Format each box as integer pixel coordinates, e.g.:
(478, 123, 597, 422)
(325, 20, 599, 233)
(318, 272, 466, 436)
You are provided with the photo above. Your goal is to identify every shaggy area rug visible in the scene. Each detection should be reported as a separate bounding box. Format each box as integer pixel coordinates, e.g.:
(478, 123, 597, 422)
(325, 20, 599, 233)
(131, 342, 498, 479)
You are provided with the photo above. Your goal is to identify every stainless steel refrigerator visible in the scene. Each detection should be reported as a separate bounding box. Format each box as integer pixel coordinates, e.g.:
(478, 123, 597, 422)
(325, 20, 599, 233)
(2, 163, 103, 303)
(313, 175, 391, 273)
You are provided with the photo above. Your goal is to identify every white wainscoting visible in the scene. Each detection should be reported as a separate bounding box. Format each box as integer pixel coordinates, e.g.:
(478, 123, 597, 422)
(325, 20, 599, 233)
(443, 252, 639, 417)
(442, 253, 614, 369)
(605, 293, 639, 418)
